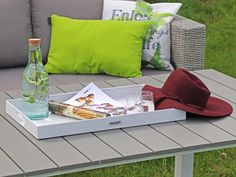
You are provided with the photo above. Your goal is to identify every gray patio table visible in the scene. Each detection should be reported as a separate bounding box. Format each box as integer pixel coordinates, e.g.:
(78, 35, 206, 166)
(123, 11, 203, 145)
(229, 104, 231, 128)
(1, 69, 236, 177)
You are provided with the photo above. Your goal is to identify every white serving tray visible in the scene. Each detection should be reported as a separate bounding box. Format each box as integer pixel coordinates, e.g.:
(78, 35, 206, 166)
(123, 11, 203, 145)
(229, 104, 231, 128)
(6, 84, 186, 139)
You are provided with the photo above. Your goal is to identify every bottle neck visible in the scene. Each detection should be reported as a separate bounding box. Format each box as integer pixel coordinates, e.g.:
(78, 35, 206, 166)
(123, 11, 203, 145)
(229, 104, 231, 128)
(28, 45, 42, 64)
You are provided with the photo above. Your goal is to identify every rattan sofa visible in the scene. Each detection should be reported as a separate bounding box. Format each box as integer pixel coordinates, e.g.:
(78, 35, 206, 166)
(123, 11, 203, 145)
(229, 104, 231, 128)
(0, 0, 205, 91)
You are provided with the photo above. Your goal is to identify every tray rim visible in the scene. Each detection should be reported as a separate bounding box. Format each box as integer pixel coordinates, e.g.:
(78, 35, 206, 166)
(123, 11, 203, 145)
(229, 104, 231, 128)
(5, 84, 186, 139)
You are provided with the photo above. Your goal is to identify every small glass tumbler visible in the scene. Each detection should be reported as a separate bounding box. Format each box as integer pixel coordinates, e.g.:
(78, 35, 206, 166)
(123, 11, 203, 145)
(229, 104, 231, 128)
(126, 94, 143, 114)
(140, 91, 155, 112)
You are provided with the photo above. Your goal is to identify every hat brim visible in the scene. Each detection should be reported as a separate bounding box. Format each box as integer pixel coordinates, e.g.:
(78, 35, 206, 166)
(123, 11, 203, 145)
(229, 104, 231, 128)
(156, 96, 233, 117)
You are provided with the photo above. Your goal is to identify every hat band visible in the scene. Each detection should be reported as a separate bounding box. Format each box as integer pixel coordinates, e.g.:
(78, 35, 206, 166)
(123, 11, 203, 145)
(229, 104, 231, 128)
(161, 88, 207, 110)
(155, 95, 205, 110)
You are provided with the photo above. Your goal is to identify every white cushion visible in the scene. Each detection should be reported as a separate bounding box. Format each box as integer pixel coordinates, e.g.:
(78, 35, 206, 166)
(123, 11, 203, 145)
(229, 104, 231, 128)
(102, 0, 182, 70)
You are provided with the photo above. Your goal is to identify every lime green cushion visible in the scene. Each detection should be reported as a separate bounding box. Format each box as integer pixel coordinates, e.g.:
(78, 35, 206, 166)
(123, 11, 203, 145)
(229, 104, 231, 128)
(45, 15, 149, 77)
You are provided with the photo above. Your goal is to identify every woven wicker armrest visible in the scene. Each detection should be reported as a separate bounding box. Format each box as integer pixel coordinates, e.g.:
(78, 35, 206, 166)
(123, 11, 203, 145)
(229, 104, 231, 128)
(170, 15, 206, 70)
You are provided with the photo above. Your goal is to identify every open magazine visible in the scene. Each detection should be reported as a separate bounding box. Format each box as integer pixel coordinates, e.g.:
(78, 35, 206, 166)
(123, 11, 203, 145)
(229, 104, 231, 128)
(49, 83, 125, 120)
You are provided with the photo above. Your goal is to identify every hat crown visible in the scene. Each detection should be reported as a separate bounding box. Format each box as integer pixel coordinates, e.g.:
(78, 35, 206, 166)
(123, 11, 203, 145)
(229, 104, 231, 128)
(162, 69, 210, 109)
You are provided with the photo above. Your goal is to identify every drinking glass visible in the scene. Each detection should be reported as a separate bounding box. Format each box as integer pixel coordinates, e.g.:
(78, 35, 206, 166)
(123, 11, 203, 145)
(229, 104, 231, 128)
(126, 94, 143, 114)
(140, 91, 155, 112)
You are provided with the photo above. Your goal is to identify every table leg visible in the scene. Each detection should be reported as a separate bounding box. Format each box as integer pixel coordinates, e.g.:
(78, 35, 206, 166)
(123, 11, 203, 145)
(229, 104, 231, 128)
(174, 153, 194, 177)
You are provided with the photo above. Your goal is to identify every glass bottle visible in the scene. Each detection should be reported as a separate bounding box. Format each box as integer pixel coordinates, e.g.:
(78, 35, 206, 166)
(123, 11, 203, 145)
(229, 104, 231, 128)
(21, 38, 49, 119)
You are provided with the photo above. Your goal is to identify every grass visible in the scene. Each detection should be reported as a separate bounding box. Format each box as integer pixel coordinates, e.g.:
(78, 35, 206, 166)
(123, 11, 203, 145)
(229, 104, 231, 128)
(54, 0, 236, 176)
(166, 0, 236, 78)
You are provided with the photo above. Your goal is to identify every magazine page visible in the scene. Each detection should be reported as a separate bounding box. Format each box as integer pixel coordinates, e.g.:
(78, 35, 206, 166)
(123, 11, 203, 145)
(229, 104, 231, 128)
(64, 82, 124, 114)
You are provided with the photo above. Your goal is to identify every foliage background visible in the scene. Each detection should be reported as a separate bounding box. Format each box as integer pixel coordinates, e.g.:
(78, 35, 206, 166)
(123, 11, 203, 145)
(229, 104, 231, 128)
(56, 0, 236, 176)
(162, 0, 236, 78)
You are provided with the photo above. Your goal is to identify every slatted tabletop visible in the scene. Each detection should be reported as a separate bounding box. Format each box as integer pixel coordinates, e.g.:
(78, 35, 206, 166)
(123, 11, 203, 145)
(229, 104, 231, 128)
(1, 69, 236, 177)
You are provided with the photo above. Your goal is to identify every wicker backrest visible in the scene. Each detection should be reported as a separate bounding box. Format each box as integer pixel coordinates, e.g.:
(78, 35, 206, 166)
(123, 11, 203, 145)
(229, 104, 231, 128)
(170, 15, 206, 70)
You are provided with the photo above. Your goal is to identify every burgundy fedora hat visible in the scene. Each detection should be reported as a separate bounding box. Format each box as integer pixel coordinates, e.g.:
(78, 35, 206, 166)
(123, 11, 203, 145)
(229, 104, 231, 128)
(143, 68, 233, 117)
